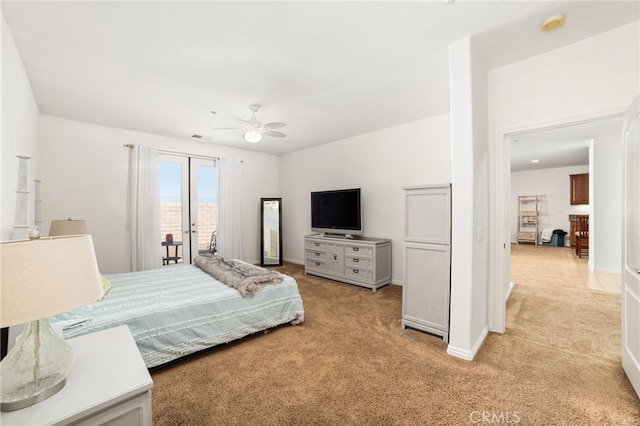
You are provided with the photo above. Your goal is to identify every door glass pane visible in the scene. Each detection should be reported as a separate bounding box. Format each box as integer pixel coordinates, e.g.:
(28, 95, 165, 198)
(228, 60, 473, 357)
(159, 160, 184, 264)
(195, 163, 218, 256)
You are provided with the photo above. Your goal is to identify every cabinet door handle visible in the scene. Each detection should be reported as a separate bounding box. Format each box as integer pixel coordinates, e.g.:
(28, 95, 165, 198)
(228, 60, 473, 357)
(353, 247, 359, 252)
(353, 258, 359, 263)
(333, 253, 337, 261)
(315, 242, 320, 247)
(353, 269, 359, 273)
(315, 252, 320, 257)
(315, 262, 321, 266)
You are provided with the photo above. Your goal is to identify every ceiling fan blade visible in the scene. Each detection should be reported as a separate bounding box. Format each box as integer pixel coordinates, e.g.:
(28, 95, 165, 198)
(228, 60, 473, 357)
(233, 116, 253, 125)
(265, 130, 286, 138)
(263, 122, 287, 130)
(211, 126, 245, 130)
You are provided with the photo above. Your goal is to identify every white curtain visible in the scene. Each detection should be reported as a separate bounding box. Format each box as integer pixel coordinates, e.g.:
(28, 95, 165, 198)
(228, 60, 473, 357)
(217, 157, 244, 260)
(129, 145, 161, 271)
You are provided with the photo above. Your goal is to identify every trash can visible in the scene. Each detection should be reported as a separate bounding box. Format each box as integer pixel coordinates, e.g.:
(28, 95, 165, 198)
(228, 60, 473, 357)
(552, 229, 567, 247)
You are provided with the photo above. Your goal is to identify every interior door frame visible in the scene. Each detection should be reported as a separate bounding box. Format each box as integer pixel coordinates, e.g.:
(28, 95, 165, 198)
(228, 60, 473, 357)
(489, 103, 628, 333)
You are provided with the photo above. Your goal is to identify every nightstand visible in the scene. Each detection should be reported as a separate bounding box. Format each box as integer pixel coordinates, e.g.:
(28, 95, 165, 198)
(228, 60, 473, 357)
(1, 325, 153, 426)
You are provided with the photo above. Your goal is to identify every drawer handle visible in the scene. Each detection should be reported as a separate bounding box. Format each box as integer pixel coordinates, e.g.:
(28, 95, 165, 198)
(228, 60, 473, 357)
(315, 252, 320, 257)
(315, 262, 321, 266)
(353, 247, 359, 252)
(315, 242, 320, 247)
(353, 269, 359, 273)
(353, 258, 359, 263)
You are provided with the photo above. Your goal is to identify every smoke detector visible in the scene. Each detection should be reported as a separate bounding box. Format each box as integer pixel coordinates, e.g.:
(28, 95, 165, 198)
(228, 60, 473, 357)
(540, 14, 565, 32)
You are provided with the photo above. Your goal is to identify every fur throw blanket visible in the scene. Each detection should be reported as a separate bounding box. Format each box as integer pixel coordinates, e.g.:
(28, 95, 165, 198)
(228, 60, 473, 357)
(194, 253, 283, 296)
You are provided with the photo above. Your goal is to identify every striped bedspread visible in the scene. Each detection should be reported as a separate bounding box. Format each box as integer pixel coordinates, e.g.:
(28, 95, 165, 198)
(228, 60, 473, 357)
(50, 264, 305, 368)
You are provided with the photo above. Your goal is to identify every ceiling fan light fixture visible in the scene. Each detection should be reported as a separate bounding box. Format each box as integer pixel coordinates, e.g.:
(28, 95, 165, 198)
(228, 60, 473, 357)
(244, 130, 262, 143)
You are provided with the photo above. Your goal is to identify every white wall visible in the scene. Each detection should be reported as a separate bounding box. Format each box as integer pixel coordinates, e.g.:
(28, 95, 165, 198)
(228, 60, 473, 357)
(447, 37, 489, 361)
(280, 114, 451, 284)
(511, 165, 590, 245)
(1, 14, 41, 351)
(1, 14, 41, 241)
(489, 21, 640, 132)
(39, 116, 281, 273)
(592, 131, 623, 273)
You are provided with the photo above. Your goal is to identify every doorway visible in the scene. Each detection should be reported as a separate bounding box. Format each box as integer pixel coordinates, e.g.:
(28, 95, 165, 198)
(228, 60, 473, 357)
(158, 154, 218, 265)
(490, 106, 627, 333)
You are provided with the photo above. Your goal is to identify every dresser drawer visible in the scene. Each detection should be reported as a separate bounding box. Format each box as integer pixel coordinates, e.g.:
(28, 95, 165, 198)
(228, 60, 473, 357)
(345, 256, 372, 269)
(345, 245, 372, 258)
(306, 249, 327, 261)
(305, 258, 328, 272)
(305, 240, 327, 251)
(345, 266, 373, 282)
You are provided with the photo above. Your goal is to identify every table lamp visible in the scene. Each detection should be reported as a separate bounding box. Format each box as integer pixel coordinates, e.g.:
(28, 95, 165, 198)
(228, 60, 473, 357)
(0, 235, 103, 411)
(48, 218, 88, 236)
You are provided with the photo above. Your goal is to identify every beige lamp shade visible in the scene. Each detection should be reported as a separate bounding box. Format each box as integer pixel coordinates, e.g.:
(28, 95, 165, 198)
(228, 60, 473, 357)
(0, 235, 103, 327)
(49, 219, 88, 236)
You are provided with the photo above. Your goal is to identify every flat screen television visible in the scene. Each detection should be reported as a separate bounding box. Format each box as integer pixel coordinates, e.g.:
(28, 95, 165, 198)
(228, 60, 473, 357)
(311, 188, 362, 237)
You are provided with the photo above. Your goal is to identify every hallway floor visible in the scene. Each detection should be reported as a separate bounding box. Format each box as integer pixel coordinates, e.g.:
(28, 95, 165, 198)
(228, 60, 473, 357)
(510, 243, 621, 294)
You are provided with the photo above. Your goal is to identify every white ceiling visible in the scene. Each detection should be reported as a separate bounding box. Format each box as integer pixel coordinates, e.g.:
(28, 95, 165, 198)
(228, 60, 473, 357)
(2, 1, 638, 155)
(510, 116, 623, 172)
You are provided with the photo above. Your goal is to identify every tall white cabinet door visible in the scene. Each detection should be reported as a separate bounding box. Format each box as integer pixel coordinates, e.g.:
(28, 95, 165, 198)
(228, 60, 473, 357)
(402, 242, 451, 337)
(404, 185, 451, 244)
(402, 184, 452, 343)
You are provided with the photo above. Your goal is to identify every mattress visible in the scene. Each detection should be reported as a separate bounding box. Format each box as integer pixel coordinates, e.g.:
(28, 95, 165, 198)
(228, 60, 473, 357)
(50, 264, 305, 368)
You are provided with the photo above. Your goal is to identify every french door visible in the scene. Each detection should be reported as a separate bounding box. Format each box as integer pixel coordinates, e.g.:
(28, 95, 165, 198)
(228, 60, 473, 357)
(622, 95, 640, 398)
(158, 154, 217, 264)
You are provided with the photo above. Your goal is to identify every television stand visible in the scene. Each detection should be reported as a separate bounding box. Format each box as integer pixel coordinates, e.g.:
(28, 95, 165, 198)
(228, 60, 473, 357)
(304, 233, 391, 291)
(321, 233, 356, 240)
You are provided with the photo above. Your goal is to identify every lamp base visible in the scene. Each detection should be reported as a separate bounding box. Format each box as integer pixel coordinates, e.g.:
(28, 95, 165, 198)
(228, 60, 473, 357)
(0, 319, 74, 412)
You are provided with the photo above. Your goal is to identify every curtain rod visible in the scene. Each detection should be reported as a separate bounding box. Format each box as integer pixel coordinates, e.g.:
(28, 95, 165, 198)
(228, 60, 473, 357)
(123, 144, 242, 162)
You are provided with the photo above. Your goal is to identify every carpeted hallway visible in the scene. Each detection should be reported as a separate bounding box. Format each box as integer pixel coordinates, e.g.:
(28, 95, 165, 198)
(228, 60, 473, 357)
(150, 246, 640, 425)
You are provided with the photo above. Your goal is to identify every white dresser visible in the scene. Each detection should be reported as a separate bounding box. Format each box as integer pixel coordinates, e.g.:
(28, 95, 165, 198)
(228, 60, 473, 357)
(402, 184, 452, 342)
(304, 234, 391, 291)
(1, 325, 153, 426)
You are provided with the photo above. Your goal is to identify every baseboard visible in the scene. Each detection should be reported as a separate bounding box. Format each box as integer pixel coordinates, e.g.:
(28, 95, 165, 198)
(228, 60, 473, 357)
(283, 257, 304, 266)
(594, 266, 621, 274)
(506, 281, 515, 300)
(446, 325, 489, 361)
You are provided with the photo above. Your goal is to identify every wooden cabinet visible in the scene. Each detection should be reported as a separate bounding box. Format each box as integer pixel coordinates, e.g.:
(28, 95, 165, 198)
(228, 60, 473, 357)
(570, 173, 589, 205)
(304, 234, 391, 291)
(401, 184, 451, 343)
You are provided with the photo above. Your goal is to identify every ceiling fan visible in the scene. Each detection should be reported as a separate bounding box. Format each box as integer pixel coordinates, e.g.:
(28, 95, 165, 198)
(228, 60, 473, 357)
(211, 104, 287, 143)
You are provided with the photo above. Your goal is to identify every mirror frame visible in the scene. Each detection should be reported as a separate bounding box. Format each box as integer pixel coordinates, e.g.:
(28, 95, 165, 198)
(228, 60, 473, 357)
(260, 197, 283, 267)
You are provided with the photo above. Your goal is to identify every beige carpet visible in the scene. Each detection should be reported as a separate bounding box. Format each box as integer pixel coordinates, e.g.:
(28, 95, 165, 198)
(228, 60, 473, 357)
(151, 250, 640, 425)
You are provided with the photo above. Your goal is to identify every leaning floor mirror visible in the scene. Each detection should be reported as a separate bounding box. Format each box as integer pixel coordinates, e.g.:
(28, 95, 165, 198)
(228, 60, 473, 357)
(260, 198, 282, 267)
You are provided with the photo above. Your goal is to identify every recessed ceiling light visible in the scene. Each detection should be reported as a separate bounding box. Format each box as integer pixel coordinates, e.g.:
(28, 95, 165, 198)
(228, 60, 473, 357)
(540, 14, 565, 32)
(443, 0, 454, 3)
(531, 159, 539, 163)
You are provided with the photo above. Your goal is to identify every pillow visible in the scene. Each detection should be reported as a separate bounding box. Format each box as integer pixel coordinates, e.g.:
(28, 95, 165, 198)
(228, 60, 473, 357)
(98, 275, 112, 301)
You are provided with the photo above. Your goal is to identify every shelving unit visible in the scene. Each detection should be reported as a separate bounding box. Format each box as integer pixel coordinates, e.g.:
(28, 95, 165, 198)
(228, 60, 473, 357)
(517, 195, 541, 245)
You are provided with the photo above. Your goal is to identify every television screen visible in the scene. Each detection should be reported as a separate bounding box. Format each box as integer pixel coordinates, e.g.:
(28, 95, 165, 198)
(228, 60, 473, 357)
(311, 188, 362, 236)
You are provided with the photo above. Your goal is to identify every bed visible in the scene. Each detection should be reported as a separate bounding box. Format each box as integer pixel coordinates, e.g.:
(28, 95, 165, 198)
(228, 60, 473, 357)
(50, 263, 305, 369)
